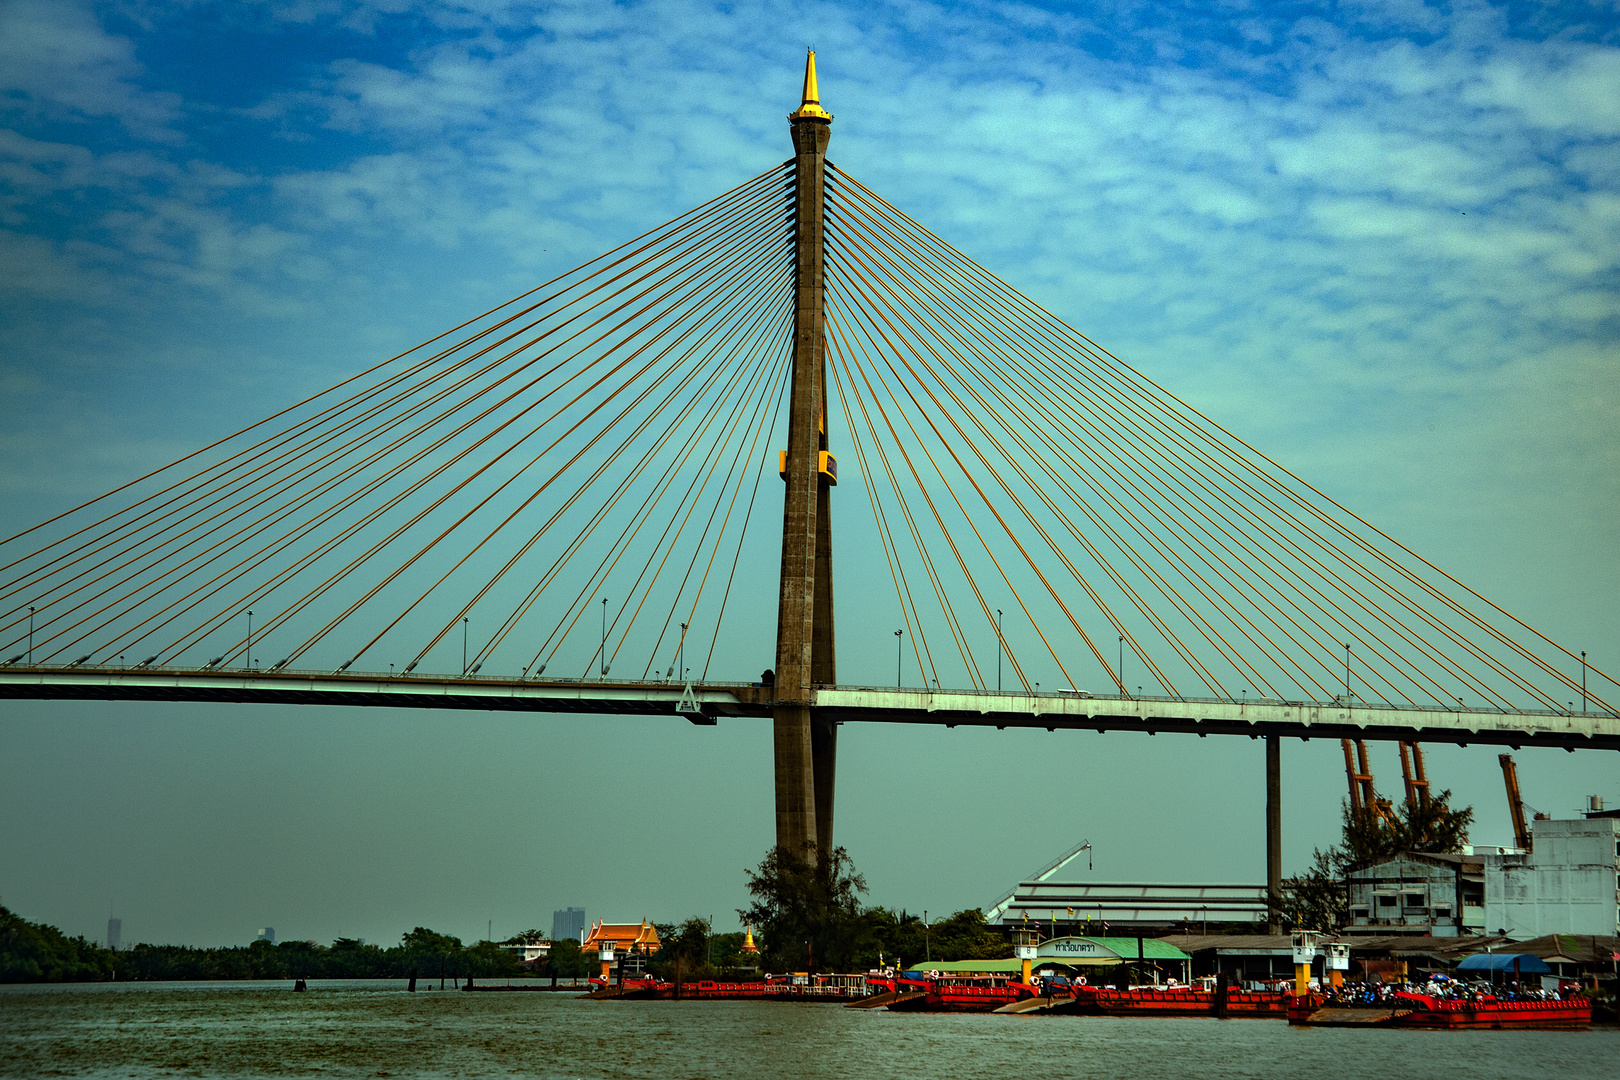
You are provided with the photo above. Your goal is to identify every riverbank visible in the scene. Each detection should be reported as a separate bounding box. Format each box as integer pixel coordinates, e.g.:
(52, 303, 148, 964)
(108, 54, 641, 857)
(4, 981, 1618, 1080)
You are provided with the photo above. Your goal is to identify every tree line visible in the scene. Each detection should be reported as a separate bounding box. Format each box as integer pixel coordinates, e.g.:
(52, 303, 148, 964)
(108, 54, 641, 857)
(0, 907, 580, 984)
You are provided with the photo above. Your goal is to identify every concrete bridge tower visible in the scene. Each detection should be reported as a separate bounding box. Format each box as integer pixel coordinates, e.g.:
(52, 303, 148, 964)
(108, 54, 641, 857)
(774, 51, 838, 858)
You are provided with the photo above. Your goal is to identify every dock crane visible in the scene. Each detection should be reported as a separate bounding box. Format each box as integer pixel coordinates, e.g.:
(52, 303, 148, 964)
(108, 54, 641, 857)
(1398, 741, 1431, 809)
(1498, 754, 1534, 852)
(1340, 739, 1400, 827)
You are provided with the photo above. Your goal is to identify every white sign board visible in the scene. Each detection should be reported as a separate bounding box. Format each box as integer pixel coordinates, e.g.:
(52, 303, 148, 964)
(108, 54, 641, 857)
(1013, 944, 1037, 960)
(1036, 937, 1123, 960)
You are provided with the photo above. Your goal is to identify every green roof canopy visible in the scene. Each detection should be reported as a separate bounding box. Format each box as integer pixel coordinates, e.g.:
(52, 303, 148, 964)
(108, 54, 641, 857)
(903, 959, 1025, 974)
(900, 938, 1190, 974)
(1038, 936, 1190, 963)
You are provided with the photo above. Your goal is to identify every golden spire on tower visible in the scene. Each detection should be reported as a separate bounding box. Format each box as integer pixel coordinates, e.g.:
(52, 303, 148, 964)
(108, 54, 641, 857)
(789, 50, 832, 121)
(742, 924, 759, 951)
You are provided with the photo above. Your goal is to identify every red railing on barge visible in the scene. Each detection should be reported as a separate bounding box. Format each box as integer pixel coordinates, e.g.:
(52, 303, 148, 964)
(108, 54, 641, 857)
(1070, 985, 1288, 1018)
(1287, 991, 1591, 1029)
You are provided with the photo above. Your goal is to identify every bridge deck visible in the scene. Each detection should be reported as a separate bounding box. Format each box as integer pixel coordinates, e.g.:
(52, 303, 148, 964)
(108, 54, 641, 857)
(2, 668, 1613, 750)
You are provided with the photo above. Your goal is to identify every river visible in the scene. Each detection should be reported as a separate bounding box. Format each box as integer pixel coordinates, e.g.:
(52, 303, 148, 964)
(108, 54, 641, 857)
(3, 980, 1616, 1078)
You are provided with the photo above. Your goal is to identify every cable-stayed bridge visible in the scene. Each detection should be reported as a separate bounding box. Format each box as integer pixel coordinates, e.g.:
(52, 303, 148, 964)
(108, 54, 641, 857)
(3, 55, 1615, 902)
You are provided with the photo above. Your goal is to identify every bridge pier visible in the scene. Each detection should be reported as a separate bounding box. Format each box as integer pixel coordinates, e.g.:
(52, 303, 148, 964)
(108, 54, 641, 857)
(772, 52, 836, 859)
(812, 714, 837, 851)
(1266, 735, 1282, 933)
(774, 704, 818, 855)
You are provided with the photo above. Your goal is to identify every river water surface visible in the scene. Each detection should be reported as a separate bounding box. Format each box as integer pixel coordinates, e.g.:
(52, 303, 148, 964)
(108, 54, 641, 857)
(4, 981, 1616, 1079)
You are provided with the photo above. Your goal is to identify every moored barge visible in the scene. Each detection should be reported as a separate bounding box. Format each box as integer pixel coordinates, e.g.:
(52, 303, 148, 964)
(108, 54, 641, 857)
(1067, 984, 1288, 1018)
(1287, 991, 1591, 1029)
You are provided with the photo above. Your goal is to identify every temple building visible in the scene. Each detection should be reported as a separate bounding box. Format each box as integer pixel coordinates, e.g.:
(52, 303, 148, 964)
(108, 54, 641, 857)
(582, 919, 662, 975)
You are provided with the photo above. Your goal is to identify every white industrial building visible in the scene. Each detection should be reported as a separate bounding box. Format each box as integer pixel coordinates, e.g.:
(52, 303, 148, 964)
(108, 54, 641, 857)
(1341, 804, 1620, 940)
(1481, 814, 1620, 938)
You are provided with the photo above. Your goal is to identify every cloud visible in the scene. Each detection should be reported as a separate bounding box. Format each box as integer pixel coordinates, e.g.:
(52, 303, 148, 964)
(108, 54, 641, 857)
(0, 0, 183, 141)
(0, 0, 1616, 558)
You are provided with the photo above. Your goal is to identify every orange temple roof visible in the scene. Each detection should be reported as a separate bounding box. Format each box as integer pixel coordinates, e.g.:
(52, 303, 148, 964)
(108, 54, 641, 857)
(581, 919, 661, 951)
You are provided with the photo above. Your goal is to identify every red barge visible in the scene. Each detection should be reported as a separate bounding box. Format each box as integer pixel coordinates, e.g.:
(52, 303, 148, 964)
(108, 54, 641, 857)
(586, 974, 872, 1002)
(1067, 984, 1288, 1018)
(904, 973, 1040, 1012)
(1287, 991, 1591, 1029)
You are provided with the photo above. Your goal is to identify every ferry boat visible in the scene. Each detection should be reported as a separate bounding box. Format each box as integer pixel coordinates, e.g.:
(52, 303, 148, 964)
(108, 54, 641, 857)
(1287, 991, 1591, 1029)
(871, 970, 1039, 1012)
(1067, 984, 1288, 1018)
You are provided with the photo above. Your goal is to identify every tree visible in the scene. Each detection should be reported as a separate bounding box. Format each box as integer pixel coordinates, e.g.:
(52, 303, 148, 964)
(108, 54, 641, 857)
(739, 845, 873, 973)
(652, 917, 713, 984)
(1397, 789, 1474, 855)
(1, 904, 115, 982)
(400, 928, 461, 985)
(546, 937, 592, 979)
(1274, 847, 1349, 932)
(868, 907, 1008, 966)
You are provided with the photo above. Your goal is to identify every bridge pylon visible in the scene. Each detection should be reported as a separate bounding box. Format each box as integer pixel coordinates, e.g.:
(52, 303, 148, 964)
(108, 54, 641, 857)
(773, 51, 837, 858)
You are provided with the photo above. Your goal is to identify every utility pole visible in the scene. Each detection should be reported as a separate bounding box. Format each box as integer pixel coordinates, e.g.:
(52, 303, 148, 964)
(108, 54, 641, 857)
(246, 609, 253, 672)
(997, 608, 1003, 693)
(600, 597, 608, 678)
(895, 629, 903, 687)
(772, 51, 836, 859)
(462, 617, 469, 675)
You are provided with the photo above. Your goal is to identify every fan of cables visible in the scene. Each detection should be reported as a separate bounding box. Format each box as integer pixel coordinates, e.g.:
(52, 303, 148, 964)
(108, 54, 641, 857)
(1, 153, 1609, 718)
(1, 163, 796, 683)
(821, 163, 1611, 716)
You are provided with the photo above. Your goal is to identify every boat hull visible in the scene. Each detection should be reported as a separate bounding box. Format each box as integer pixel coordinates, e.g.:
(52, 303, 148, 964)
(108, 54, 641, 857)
(1069, 986, 1288, 1018)
(1287, 993, 1591, 1029)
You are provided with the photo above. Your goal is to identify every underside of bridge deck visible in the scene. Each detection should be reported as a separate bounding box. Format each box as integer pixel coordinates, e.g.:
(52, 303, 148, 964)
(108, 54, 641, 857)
(3, 669, 1614, 751)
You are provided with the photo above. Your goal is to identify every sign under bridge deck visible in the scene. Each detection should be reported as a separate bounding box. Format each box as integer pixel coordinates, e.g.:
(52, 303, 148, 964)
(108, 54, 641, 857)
(3, 668, 1614, 750)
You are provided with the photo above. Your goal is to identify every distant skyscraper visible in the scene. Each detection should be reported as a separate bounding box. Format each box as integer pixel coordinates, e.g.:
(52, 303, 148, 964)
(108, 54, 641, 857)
(257, 927, 275, 944)
(106, 917, 121, 951)
(552, 907, 585, 943)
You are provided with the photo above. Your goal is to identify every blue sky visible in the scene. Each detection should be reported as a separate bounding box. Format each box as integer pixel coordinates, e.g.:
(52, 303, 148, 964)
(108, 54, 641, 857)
(1, 1, 1617, 947)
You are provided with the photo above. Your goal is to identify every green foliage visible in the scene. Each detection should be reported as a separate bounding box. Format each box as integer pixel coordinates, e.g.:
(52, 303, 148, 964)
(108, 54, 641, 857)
(1274, 847, 1349, 933)
(1339, 791, 1474, 869)
(0, 906, 528, 983)
(737, 845, 1012, 973)
(867, 907, 1008, 967)
(739, 845, 873, 972)
(706, 931, 751, 969)
(545, 937, 593, 978)
(1, 904, 115, 982)
(650, 916, 714, 981)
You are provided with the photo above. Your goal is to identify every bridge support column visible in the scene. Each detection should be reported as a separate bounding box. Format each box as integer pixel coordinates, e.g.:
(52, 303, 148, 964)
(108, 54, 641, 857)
(774, 705, 817, 855)
(1266, 735, 1282, 933)
(812, 714, 837, 851)
(772, 52, 835, 860)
